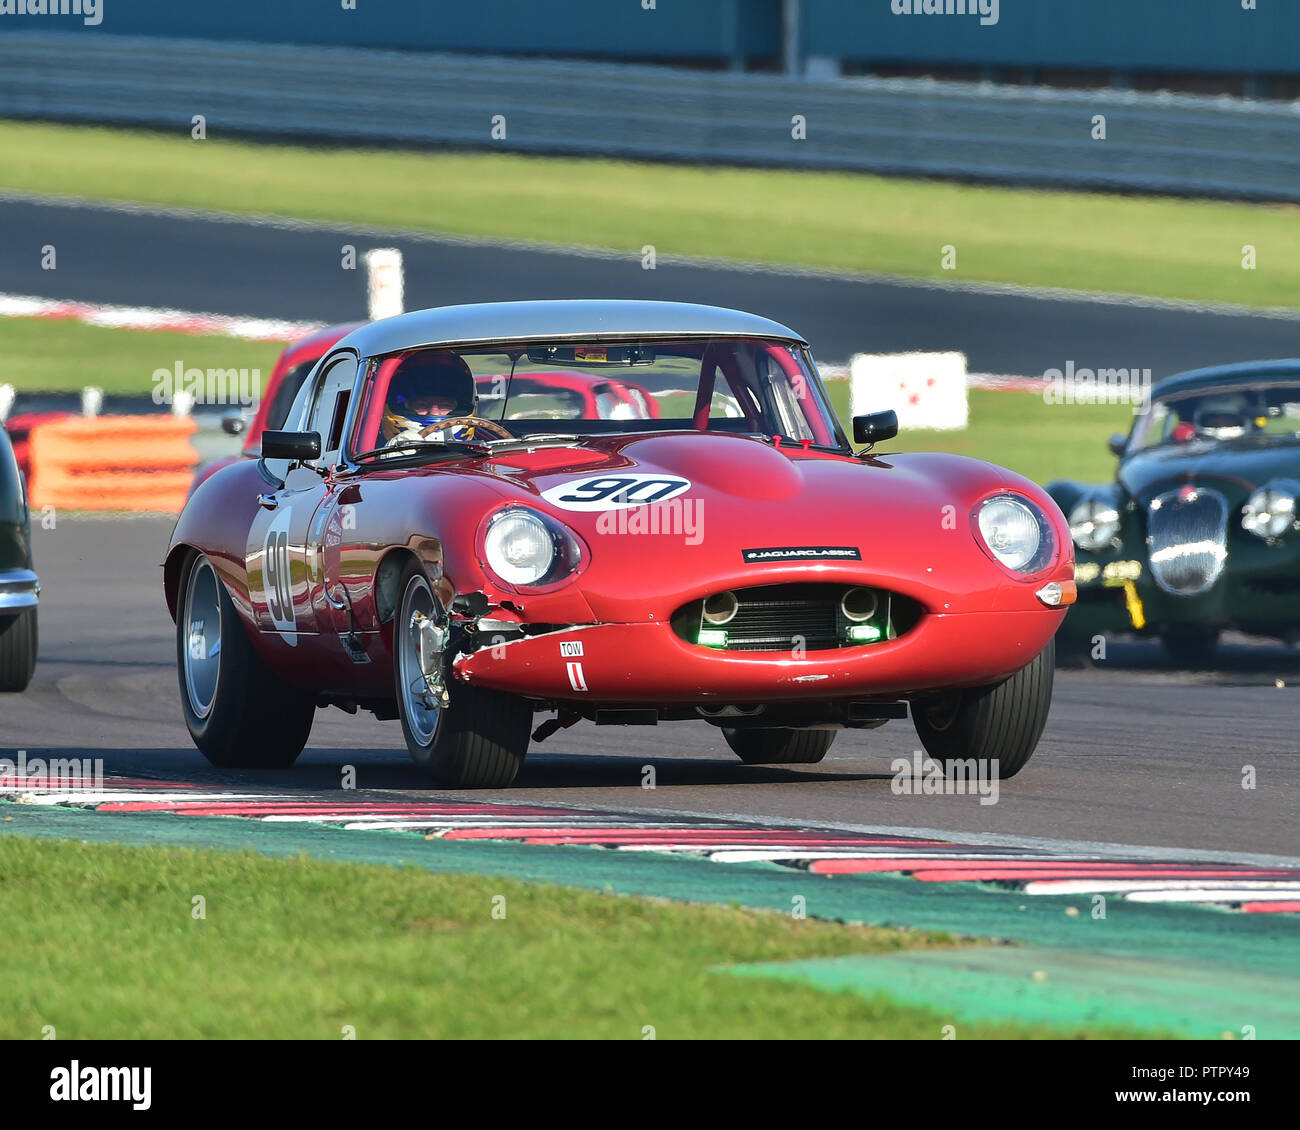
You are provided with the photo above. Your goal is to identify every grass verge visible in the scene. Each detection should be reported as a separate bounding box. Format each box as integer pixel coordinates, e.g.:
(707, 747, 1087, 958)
(2, 119, 1298, 308)
(0, 835, 1141, 1039)
(0, 315, 284, 396)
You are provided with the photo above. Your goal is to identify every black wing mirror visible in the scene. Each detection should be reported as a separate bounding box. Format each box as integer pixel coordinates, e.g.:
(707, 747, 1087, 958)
(262, 430, 321, 462)
(1107, 433, 1127, 457)
(853, 410, 899, 446)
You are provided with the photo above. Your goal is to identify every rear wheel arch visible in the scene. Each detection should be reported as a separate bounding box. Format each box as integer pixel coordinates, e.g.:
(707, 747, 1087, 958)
(165, 545, 254, 641)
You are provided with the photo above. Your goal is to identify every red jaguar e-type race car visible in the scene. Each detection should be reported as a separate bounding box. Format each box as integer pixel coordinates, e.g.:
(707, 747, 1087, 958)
(165, 301, 1074, 786)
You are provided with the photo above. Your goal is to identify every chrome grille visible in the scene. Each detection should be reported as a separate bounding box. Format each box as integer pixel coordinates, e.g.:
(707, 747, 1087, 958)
(1146, 487, 1229, 596)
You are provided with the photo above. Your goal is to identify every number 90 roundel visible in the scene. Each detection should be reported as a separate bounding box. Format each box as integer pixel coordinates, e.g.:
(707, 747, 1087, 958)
(541, 474, 691, 511)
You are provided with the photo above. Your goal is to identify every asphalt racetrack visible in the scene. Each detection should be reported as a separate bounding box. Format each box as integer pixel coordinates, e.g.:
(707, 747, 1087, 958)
(6, 515, 1297, 860)
(4, 194, 1300, 372)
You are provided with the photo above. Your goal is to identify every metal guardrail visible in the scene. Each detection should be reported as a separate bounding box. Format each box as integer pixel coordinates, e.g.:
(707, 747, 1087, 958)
(3, 33, 1300, 201)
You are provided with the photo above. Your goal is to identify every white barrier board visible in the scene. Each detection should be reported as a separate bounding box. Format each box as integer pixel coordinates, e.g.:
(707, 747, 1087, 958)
(849, 352, 969, 431)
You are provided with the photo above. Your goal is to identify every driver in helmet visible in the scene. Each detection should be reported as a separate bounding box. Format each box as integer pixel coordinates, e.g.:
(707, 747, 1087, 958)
(1192, 393, 1252, 442)
(382, 351, 478, 445)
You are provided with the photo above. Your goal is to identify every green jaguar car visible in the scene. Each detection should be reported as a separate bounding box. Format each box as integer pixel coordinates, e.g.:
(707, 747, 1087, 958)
(1048, 360, 1300, 665)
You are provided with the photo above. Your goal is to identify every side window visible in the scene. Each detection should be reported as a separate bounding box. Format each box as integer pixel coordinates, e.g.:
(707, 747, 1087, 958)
(264, 361, 316, 431)
(261, 363, 321, 485)
(758, 352, 814, 441)
(307, 355, 359, 465)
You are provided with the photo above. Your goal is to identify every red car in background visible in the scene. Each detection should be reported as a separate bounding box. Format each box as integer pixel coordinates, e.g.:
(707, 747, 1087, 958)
(167, 301, 1072, 788)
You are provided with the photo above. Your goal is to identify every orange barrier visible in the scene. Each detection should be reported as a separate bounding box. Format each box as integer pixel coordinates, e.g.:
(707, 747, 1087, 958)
(2, 411, 73, 482)
(29, 415, 199, 512)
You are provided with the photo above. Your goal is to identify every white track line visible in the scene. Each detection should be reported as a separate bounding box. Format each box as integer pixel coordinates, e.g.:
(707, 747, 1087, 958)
(1122, 889, 1300, 903)
(0, 292, 321, 342)
(1022, 879, 1300, 895)
(257, 814, 684, 825)
(700, 849, 1101, 864)
(601, 843, 1013, 855)
(337, 820, 681, 832)
(576, 801, 1300, 869)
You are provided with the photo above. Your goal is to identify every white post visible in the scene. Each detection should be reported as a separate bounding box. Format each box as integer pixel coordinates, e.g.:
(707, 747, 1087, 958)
(365, 248, 405, 321)
(81, 386, 104, 418)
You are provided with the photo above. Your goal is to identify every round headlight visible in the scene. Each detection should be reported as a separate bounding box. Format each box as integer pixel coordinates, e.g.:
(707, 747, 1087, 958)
(1242, 487, 1297, 541)
(1068, 498, 1121, 551)
(484, 509, 559, 586)
(977, 495, 1045, 573)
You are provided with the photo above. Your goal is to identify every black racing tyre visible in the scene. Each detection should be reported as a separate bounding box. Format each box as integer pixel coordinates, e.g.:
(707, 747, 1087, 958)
(394, 559, 530, 788)
(1160, 624, 1219, 669)
(0, 609, 37, 692)
(177, 551, 315, 768)
(723, 726, 835, 765)
(911, 638, 1054, 780)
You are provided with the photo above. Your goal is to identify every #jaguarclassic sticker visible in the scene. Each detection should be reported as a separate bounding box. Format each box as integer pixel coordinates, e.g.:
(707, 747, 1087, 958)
(742, 546, 862, 563)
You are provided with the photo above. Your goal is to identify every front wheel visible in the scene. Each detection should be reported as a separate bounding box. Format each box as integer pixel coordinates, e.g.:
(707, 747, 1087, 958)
(394, 560, 530, 787)
(911, 638, 1054, 780)
(723, 727, 835, 765)
(0, 608, 37, 692)
(177, 552, 315, 768)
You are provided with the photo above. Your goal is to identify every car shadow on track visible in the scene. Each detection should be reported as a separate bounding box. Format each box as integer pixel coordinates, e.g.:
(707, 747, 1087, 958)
(37, 747, 890, 795)
(1060, 636, 1300, 682)
(509, 754, 891, 790)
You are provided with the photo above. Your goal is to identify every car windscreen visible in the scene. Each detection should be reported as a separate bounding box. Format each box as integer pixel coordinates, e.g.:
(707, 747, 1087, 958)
(1130, 381, 1300, 450)
(351, 338, 847, 455)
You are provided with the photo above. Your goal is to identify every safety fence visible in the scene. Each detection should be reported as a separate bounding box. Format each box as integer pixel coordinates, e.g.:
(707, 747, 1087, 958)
(27, 416, 199, 513)
(1, 33, 1299, 200)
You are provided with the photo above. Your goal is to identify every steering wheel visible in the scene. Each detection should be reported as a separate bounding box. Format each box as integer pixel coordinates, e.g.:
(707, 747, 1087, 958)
(418, 416, 514, 441)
